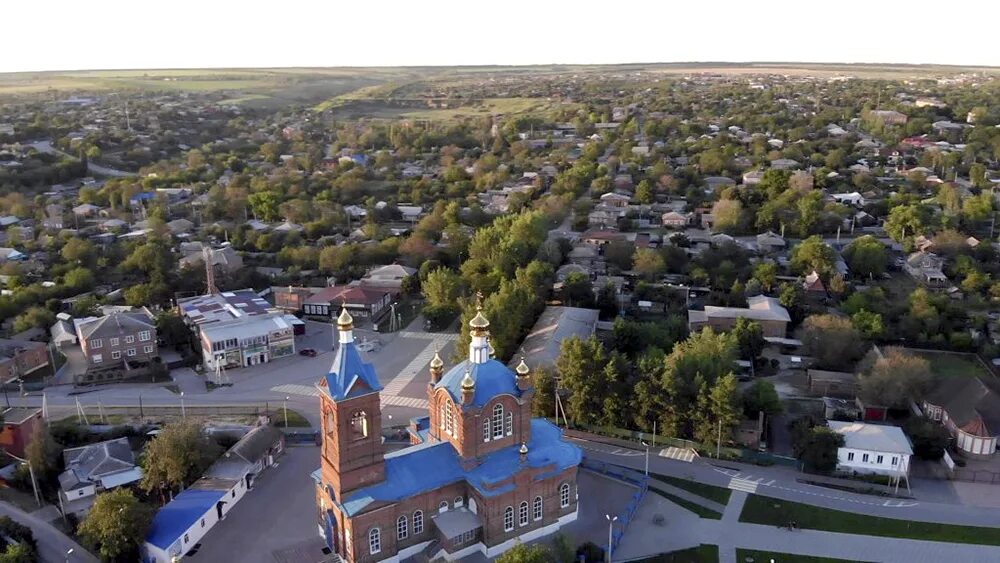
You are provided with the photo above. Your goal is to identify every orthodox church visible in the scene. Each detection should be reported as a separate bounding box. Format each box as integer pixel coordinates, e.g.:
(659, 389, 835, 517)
(313, 303, 581, 562)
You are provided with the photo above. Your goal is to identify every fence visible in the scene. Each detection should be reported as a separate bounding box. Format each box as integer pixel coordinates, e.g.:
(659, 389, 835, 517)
(952, 468, 1000, 484)
(47, 402, 290, 423)
(565, 421, 799, 469)
(581, 459, 649, 557)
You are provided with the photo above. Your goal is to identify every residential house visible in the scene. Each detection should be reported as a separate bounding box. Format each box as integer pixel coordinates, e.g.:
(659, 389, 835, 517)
(166, 218, 195, 236)
(178, 244, 244, 275)
(923, 376, 1000, 457)
(599, 193, 631, 208)
(755, 231, 786, 253)
(661, 211, 689, 229)
(0, 408, 44, 457)
(904, 251, 947, 286)
(272, 286, 318, 313)
(688, 295, 790, 339)
(0, 338, 49, 383)
(59, 437, 142, 504)
(74, 309, 158, 381)
(869, 110, 908, 126)
(143, 425, 285, 563)
(302, 285, 391, 323)
(178, 290, 295, 371)
(807, 370, 857, 398)
(703, 176, 736, 190)
(360, 264, 417, 294)
(0, 247, 26, 263)
(742, 170, 765, 185)
(516, 307, 599, 372)
(803, 271, 826, 294)
(770, 158, 800, 170)
(72, 203, 101, 217)
(580, 230, 625, 248)
(829, 421, 912, 477)
(831, 192, 865, 207)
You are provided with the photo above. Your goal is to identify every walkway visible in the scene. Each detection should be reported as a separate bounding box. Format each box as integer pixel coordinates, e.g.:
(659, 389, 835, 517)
(0, 502, 97, 563)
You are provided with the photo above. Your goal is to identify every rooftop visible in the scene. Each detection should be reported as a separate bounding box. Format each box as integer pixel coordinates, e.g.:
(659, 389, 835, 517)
(516, 306, 599, 370)
(146, 487, 229, 550)
(828, 421, 913, 455)
(177, 289, 274, 325)
(435, 359, 521, 408)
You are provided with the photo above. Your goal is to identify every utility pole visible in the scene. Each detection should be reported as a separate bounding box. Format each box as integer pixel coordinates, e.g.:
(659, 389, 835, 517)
(716, 420, 722, 459)
(6, 452, 40, 507)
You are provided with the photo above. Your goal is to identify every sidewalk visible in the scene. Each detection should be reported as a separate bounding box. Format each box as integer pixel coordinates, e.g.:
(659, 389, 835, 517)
(0, 501, 97, 563)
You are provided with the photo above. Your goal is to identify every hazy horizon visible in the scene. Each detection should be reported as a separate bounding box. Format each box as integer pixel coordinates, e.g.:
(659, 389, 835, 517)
(6, 0, 999, 73)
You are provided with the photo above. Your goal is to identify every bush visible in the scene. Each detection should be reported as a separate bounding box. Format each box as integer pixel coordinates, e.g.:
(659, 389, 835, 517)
(904, 417, 951, 460)
(422, 304, 458, 331)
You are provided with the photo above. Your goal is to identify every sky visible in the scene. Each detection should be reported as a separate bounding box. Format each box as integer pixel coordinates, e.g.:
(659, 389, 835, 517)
(5, 0, 999, 73)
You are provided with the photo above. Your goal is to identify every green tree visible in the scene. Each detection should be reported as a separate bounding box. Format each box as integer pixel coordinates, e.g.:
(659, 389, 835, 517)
(743, 380, 782, 417)
(903, 417, 951, 460)
(248, 191, 281, 222)
(693, 374, 742, 451)
(963, 193, 993, 222)
(141, 421, 221, 502)
(63, 267, 95, 291)
(711, 199, 743, 232)
(422, 268, 462, 309)
(496, 542, 554, 563)
(24, 424, 61, 489)
(752, 262, 778, 292)
(843, 235, 887, 279)
(731, 317, 765, 360)
(635, 180, 653, 205)
(78, 489, 153, 562)
(790, 236, 837, 277)
(602, 240, 635, 271)
(859, 347, 932, 408)
(793, 423, 844, 472)
(884, 204, 928, 243)
(13, 307, 55, 334)
(561, 272, 595, 307)
(632, 248, 666, 280)
(61, 238, 96, 265)
(532, 368, 556, 418)
(556, 336, 607, 426)
(851, 309, 884, 339)
(802, 314, 864, 370)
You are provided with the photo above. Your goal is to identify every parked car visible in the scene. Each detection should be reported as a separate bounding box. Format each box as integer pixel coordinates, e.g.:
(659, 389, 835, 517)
(299, 348, 317, 357)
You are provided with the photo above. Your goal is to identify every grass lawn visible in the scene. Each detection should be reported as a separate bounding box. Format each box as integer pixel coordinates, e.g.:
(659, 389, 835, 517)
(632, 545, 718, 563)
(736, 549, 866, 562)
(651, 473, 732, 505)
(649, 488, 722, 519)
(740, 494, 1000, 545)
(911, 350, 991, 381)
(269, 408, 312, 428)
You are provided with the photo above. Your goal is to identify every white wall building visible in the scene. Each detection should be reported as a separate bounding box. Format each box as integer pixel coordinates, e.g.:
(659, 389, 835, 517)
(829, 421, 913, 477)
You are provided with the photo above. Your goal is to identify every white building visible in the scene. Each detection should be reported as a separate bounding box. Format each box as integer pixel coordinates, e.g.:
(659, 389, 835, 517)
(828, 421, 912, 477)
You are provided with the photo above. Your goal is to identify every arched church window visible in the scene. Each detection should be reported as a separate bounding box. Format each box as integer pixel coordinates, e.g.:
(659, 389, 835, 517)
(506, 412, 513, 436)
(492, 404, 504, 439)
(350, 411, 368, 440)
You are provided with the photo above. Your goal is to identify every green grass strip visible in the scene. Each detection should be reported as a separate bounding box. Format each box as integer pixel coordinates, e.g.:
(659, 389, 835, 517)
(649, 488, 722, 519)
(650, 473, 732, 505)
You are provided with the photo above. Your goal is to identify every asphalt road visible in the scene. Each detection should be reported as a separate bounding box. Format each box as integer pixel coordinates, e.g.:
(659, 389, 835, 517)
(0, 502, 97, 563)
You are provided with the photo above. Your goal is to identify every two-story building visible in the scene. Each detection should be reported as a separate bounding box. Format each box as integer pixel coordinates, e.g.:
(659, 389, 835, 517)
(73, 309, 158, 383)
(0, 338, 50, 383)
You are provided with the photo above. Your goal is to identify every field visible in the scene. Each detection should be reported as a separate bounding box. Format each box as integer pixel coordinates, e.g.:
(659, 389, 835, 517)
(633, 545, 718, 563)
(736, 549, 864, 563)
(740, 493, 1000, 545)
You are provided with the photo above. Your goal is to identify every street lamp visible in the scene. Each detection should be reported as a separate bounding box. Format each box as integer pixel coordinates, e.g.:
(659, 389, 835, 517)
(6, 452, 40, 508)
(605, 514, 617, 563)
(180, 391, 186, 419)
(641, 441, 649, 476)
(283, 396, 289, 428)
(66, 548, 73, 563)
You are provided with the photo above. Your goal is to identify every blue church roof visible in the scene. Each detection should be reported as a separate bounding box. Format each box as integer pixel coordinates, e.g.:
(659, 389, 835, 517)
(434, 359, 521, 408)
(324, 339, 382, 401)
(339, 419, 581, 517)
(146, 488, 228, 550)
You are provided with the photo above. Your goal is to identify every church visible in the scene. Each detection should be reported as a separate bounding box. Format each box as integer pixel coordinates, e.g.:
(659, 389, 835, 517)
(313, 303, 582, 562)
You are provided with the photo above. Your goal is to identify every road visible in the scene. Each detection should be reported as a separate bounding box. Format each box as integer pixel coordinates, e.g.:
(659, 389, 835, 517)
(27, 140, 136, 177)
(0, 502, 97, 563)
(576, 437, 1000, 528)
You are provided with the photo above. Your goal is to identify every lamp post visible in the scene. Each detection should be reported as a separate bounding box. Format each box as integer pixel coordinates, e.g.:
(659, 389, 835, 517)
(283, 396, 289, 428)
(6, 452, 40, 507)
(641, 441, 649, 476)
(180, 391, 186, 419)
(66, 548, 73, 563)
(605, 514, 617, 563)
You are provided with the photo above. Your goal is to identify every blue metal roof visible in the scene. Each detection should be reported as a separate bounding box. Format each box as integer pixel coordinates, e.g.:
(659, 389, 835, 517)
(434, 360, 521, 408)
(324, 340, 382, 401)
(146, 488, 228, 550)
(339, 419, 581, 516)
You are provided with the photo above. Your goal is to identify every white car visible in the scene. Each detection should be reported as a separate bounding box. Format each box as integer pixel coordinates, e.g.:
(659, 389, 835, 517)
(356, 340, 380, 353)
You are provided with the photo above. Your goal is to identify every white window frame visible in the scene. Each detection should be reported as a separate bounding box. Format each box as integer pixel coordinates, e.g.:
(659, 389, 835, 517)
(413, 510, 424, 535)
(492, 404, 504, 439)
(144, 345, 154, 354)
(439, 501, 448, 513)
(506, 412, 513, 436)
(891, 456, 899, 466)
(862, 453, 869, 463)
(126, 348, 136, 357)
(396, 515, 408, 541)
(91, 338, 102, 349)
(847, 452, 854, 461)
(111, 350, 121, 360)
(445, 401, 454, 436)
(503, 506, 514, 532)
(453, 496, 463, 508)
(92, 353, 103, 364)
(369, 528, 381, 555)
(519, 501, 529, 527)
(110, 337, 119, 347)
(483, 418, 491, 442)
(560, 483, 570, 508)
(533, 496, 543, 521)
(139, 330, 151, 341)
(125, 335, 135, 344)
(876, 455, 884, 464)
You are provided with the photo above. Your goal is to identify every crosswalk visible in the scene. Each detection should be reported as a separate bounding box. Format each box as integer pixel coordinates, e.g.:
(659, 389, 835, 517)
(271, 383, 320, 397)
(659, 447, 699, 463)
(728, 477, 760, 494)
(398, 331, 459, 341)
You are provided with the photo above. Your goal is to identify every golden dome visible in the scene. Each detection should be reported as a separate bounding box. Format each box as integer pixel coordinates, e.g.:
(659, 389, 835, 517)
(337, 307, 353, 328)
(519, 442, 529, 455)
(515, 358, 530, 376)
(430, 351, 444, 370)
(469, 310, 490, 329)
(460, 371, 475, 389)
